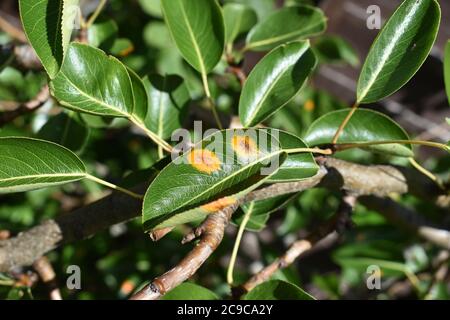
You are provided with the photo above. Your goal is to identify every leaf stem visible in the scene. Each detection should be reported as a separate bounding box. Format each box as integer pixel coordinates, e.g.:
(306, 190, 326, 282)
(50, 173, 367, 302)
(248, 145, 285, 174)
(408, 158, 444, 190)
(86, 174, 143, 200)
(285, 147, 333, 155)
(130, 117, 172, 153)
(86, 0, 107, 28)
(332, 102, 360, 144)
(335, 140, 450, 152)
(201, 72, 223, 130)
(227, 202, 254, 286)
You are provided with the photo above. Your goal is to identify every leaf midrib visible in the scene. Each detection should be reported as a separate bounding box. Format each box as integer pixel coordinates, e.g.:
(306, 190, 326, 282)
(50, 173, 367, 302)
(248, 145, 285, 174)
(179, 0, 208, 76)
(58, 71, 130, 117)
(244, 47, 308, 125)
(247, 19, 324, 50)
(0, 173, 85, 183)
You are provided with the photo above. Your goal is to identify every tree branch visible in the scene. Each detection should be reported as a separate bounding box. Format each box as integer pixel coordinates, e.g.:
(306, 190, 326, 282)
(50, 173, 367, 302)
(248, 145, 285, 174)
(240, 195, 357, 294)
(0, 158, 444, 273)
(130, 204, 240, 300)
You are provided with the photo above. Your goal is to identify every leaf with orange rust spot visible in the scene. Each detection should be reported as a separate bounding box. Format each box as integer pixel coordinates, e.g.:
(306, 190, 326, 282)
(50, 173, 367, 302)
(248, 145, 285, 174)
(142, 129, 288, 231)
(201, 196, 237, 213)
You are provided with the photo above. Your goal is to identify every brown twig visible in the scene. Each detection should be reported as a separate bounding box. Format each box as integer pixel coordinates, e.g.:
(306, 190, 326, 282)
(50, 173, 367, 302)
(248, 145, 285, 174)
(0, 14, 27, 43)
(130, 203, 240, 300)
(0, 85, 49, 127)
(13, 44, 42, 70)
(240, 195, 357, 294)
(33, 256, 62, 300)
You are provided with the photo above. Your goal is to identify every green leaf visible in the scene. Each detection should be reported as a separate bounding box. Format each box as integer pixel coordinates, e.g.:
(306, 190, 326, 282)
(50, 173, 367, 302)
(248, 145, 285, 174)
(444, 41, 450, 105)
(313, 35, 359, 67)
(356, 0, 441, 104)
(142, 129, 287, 231)
(143, 74, 190, 140)
(50, 43, 146, 121)
(160, 0, 225, 74)
(233, 194, 297, 231)
(245, 5, 326, 52)
(87, 19, 118, 51)
(239, 41, 317, 127)
(162, 283, 219, 300)
(139, 0, 162, 17)
(19, 0, 79, 78)
(37, 112, 90, 153)
(223, 3, 258, 46)
(244, 280, 315, 300)
(267, 130, 318, 182)
(0, 137, 86, 193)
(127, 68, 148, 123)
(304, 109, 413, 157)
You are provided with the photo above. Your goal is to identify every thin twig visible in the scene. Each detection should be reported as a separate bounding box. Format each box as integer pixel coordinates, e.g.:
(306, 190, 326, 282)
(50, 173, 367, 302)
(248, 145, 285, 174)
(33, 256, 62, 300)
(0, 85, 49, 127)
(240, 195, 357, 293)
(0, 14, 27, 42)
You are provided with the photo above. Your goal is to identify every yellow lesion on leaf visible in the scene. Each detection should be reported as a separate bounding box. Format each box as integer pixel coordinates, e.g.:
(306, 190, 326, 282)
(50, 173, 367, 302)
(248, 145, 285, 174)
(231, 135, 259, 159)
(201, 196, 237, 213)
(187, 148, 222, 174)
(304, 99, 315, 112)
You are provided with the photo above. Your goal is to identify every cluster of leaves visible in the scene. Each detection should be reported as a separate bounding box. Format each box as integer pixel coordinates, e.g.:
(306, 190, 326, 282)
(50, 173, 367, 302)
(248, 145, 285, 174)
(0, 0, 449, 299)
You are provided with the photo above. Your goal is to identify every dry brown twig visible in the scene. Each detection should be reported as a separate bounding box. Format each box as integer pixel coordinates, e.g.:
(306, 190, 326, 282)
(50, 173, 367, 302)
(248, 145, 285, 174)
(0, 85, 50, 127)
(33, 257, 62, 300)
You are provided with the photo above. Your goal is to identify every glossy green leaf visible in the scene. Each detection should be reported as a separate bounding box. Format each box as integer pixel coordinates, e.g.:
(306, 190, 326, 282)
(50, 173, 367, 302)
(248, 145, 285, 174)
(143, 74, 190, 140)
(87, 19, 118, 51)
(245, 5, 326, 52)
(304, 109, 413, 157)
(19, 0, 79, 78)
(160, 0, 225, 74)
(244, 280, 315, 300)
(313, 35, 359, 67)
(239, 41, 317, 127)
(162, 283, 218, 300)
(50, 43, 146, 121)
(0, 137, 86, 193)
(142, 129, 287, 231)
(127, 68, 148, 123)
(357, 0, 441, 104)
(444, 41, 450, 105)
(37, 112, 90, 153)
(223, 3, 258, 46)
(267, 130, 318, 182)
(233, 194, 297, 231)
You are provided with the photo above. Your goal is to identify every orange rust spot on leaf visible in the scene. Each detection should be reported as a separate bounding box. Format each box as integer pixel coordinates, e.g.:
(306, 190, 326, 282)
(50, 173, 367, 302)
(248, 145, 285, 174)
(231, 135, 258, 158)
(188, 149, 221, 174)
(304, 99, 315, 112)
(201, 197, 236, 213)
